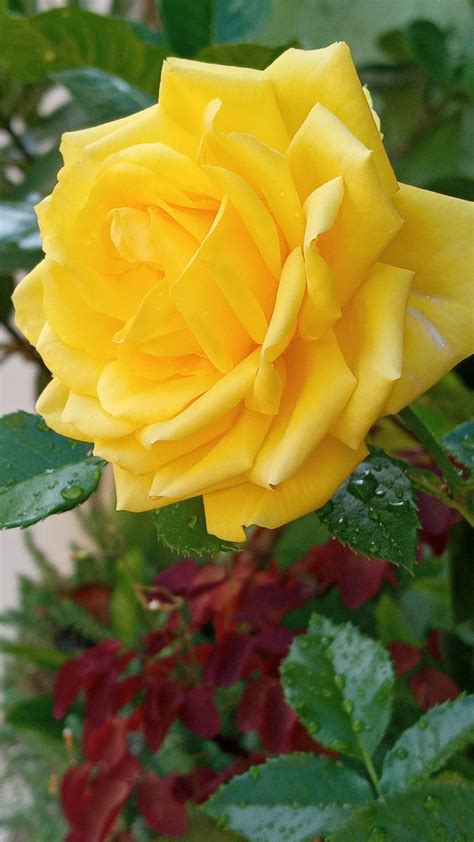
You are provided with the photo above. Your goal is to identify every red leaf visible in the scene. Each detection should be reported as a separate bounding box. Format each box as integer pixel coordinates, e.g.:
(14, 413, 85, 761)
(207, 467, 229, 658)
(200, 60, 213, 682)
(260, 681, 297, 753)
(180, 686, 220, 738)
(307, 542, 389, 609)
(144, 680, 184, 751)
(204, 632, 255, 687)
(54, 641, 122, 719)
(426, 630, 442, 661)
(236, 676, 271, 733)
(113, 675, 144, 712)
(387, 641, 421, 677)
(67, 777, 131, 842)
(411, 668, 460, 710)
(61, 763, 91, 823)
(83, 717, 128, 766)
(137, 773, 187, 837)
(86, 668, 120, 728)
(154, 559, 201, 595)
(254, 624, 293, 655)
(237, 581, 305, 623)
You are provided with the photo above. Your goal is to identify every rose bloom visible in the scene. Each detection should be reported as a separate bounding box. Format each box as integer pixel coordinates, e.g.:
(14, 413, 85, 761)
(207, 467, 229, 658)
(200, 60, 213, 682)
(13, 45, 473, 540)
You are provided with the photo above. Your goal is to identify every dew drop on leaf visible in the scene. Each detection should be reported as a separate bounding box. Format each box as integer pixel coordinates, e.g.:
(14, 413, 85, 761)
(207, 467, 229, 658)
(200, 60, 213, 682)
(60, 484, 83, 502)
(423, 795, 440, 813)
(369, 828, 387, 842)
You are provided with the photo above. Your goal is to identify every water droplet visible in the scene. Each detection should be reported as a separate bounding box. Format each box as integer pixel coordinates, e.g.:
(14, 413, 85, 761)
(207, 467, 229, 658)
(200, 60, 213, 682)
(334, 674, 346, 690)
(419, 717, 429, 729)
(375, 487, 386, 497)
(369, 828, 386, 842)
(60, 484, 83, 502)
(395, 747, 408, 759)
(423, 795, 440, 813)
(249, 765, 261, 779)
(369, 541, 381, 554)
(308, 722, 320, 736)
(187, 515, 198, 529)
(342, 699, 353, 714)
(348, 471, 378, 502)
(352, 719, 364, 733)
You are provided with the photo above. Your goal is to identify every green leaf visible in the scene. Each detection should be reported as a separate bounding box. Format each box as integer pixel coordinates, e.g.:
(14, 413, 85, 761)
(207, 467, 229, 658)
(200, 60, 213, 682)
(110, 551, 143, 646)
(405, 19, 451, 83)
(374, 593, 420, 646)
(160, 0, 213, 56)
(274, 513, 330, 570)
(282, 613, 394, 760)
(0, 411, 104, 529)
(12, 148, 63, 202)
(5, 696, 63, 741)
(215, 0, 271, 43)
(0, 201, 42, 273)
(0, 6, 168, 93)
(196, 41, 290, 70)
(329, 783, 474, 841)
(54, 67, 155, 123)
(380, 695, 474, 794)
(203, 754, 372, 842)
(159, 0, 271, 57)
(318, 450, 419, 571)
(396, 115, 474, 189)
(154, 496, 239, 558)
(0, 639, 68, 670)
(377, 28, 413, 63)
(162, 812, 244, 841)
(443, 421, 474, 471)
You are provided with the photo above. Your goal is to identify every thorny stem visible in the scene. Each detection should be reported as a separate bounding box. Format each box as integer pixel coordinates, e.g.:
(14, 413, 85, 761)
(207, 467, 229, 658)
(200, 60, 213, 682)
(398, 406, 463, 499)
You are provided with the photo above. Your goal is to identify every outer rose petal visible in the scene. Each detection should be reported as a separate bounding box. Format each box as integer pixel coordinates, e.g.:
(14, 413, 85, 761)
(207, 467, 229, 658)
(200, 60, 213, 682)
(204, 435, 367, 541)
(333, 263, 413, 448)
(12, 260, 46, 345)
(382, 184, 474, 413)
(265, 43, 397, 193)
(159, 57, 289, 153)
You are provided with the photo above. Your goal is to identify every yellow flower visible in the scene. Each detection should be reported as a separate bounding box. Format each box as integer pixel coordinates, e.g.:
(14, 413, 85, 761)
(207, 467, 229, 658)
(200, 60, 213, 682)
(13, 45, 474, 541)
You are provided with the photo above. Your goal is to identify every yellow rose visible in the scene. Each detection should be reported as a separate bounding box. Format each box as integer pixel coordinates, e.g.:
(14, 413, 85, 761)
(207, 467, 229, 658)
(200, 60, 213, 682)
(13, 44, 474, 541)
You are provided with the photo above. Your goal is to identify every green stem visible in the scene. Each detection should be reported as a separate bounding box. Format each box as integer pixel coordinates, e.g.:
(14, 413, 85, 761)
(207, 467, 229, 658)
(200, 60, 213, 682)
(361, 746, 382, 798)
(398, 406, 462, 499)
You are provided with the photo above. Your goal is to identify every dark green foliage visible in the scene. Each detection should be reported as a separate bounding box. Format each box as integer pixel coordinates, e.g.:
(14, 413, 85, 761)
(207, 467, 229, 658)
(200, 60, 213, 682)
(0, 412, 104, 529)
(204, 754, 372, 842)
(282, 613, 394, 760)
(318, 450, 419, 571)
(380, 696, 474, 793)
(0, 200, 42, 272)
(155, 496, 240, 558)
(330, 783, 474, 841)
(54, 68, 155, 123)
(0, 6, 168, 92)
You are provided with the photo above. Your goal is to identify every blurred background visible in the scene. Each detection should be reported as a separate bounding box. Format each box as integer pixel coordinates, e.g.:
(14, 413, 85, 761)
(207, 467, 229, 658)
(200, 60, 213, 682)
(0, 1, 473, 840)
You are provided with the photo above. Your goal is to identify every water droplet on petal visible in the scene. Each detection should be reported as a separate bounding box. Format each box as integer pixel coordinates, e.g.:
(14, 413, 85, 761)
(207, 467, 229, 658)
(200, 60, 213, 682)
(395, 747, 408, 759)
